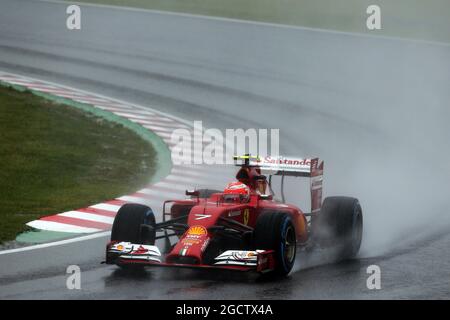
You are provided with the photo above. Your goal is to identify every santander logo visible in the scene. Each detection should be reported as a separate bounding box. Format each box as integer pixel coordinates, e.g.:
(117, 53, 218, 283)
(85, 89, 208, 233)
(258, 156, 311, 166)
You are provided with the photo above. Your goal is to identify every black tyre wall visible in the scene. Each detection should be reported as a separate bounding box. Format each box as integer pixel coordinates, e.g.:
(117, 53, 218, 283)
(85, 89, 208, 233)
(312, 197, 363, 259)
(253, 212, 297, 276)
(111, 203, 156, 244)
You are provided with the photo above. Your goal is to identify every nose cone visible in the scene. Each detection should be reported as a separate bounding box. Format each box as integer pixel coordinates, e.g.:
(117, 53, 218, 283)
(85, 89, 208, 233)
(166, 225, 210, 265)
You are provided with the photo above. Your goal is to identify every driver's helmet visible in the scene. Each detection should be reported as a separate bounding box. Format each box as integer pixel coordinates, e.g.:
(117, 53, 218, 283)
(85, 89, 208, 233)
(223, 182, 250, 203)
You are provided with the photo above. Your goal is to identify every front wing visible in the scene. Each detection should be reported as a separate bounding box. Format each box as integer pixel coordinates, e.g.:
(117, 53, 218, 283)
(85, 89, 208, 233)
(106, 242, 276, 273)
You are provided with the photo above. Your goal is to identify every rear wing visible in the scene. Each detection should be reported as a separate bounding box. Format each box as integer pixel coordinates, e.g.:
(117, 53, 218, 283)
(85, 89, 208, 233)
(249, 156, 322, 177)
(248, 156, 324, 214)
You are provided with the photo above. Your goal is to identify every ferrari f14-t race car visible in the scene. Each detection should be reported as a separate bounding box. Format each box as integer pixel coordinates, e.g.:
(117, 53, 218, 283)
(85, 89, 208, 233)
(105, 155, 363, 275)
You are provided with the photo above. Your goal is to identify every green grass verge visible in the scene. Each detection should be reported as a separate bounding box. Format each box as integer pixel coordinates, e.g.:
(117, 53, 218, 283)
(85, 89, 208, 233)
(0, 85, 157, 243)
(70, 0, 450, 44)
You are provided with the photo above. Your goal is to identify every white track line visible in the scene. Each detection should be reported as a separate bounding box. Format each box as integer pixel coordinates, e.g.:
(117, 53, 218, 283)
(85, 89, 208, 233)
(0, 231, 110, 255)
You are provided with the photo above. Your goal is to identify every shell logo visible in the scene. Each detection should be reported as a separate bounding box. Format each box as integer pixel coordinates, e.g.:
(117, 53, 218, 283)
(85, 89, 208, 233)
(187, 225, 207, 236)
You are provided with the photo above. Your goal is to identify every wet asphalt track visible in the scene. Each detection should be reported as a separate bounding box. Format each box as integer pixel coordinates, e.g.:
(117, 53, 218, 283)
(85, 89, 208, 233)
(0, 0, 450, 299)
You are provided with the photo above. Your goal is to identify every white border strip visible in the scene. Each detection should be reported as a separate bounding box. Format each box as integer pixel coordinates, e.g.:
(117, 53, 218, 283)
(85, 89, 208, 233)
(0, 231, 110, 255)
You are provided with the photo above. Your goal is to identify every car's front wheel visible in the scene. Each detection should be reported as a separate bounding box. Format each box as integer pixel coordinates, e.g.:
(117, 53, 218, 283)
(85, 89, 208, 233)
(111, 203, 156, 244)
(253, 212, 297, 276)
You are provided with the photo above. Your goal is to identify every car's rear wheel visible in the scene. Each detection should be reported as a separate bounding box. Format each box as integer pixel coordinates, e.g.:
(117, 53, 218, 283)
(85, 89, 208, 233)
(111, 203, 156, 245)
(312, 196, 363, 260)
(253, 212, 297, 276)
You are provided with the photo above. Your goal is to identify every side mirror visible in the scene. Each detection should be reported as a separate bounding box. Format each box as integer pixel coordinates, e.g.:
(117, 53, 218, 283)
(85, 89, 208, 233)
(185, 190, 199, 197)
(259, 194, 271, 200)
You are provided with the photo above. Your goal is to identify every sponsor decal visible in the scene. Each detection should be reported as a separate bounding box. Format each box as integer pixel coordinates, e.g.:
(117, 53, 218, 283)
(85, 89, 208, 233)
(201, 238, 210, 252)
(215, 250, 264, 261)
(181, 238, 201, 246)
(187, 225, 207, 236)
(116, 244, 124, 251)
(258, 156, 311, 166)
(180, 247, 188, 256)
(132, 245, 148, 255)
(232, 251, 256, 260)
(194, 214, 212, 220)
(243, 209, 250, 225)
(185, 234, 201, 239)
(257, 255, 269, 271)
(228, 210, 241, 217)
(227, 183, 248, 190)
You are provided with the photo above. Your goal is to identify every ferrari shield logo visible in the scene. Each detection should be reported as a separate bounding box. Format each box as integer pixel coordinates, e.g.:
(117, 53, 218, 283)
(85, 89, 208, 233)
(243, 209, 250, 225)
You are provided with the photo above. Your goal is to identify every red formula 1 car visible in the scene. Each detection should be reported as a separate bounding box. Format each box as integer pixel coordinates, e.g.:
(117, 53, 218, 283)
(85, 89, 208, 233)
(105, 155, 363, 275)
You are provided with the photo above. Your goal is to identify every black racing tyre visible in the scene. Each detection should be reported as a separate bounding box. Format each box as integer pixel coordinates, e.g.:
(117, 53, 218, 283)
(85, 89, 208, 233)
(111, 203, 156, 245)
(312, 197, 363, 260)
(253, 212, 297, 276)
(193, 189, 221, 199)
